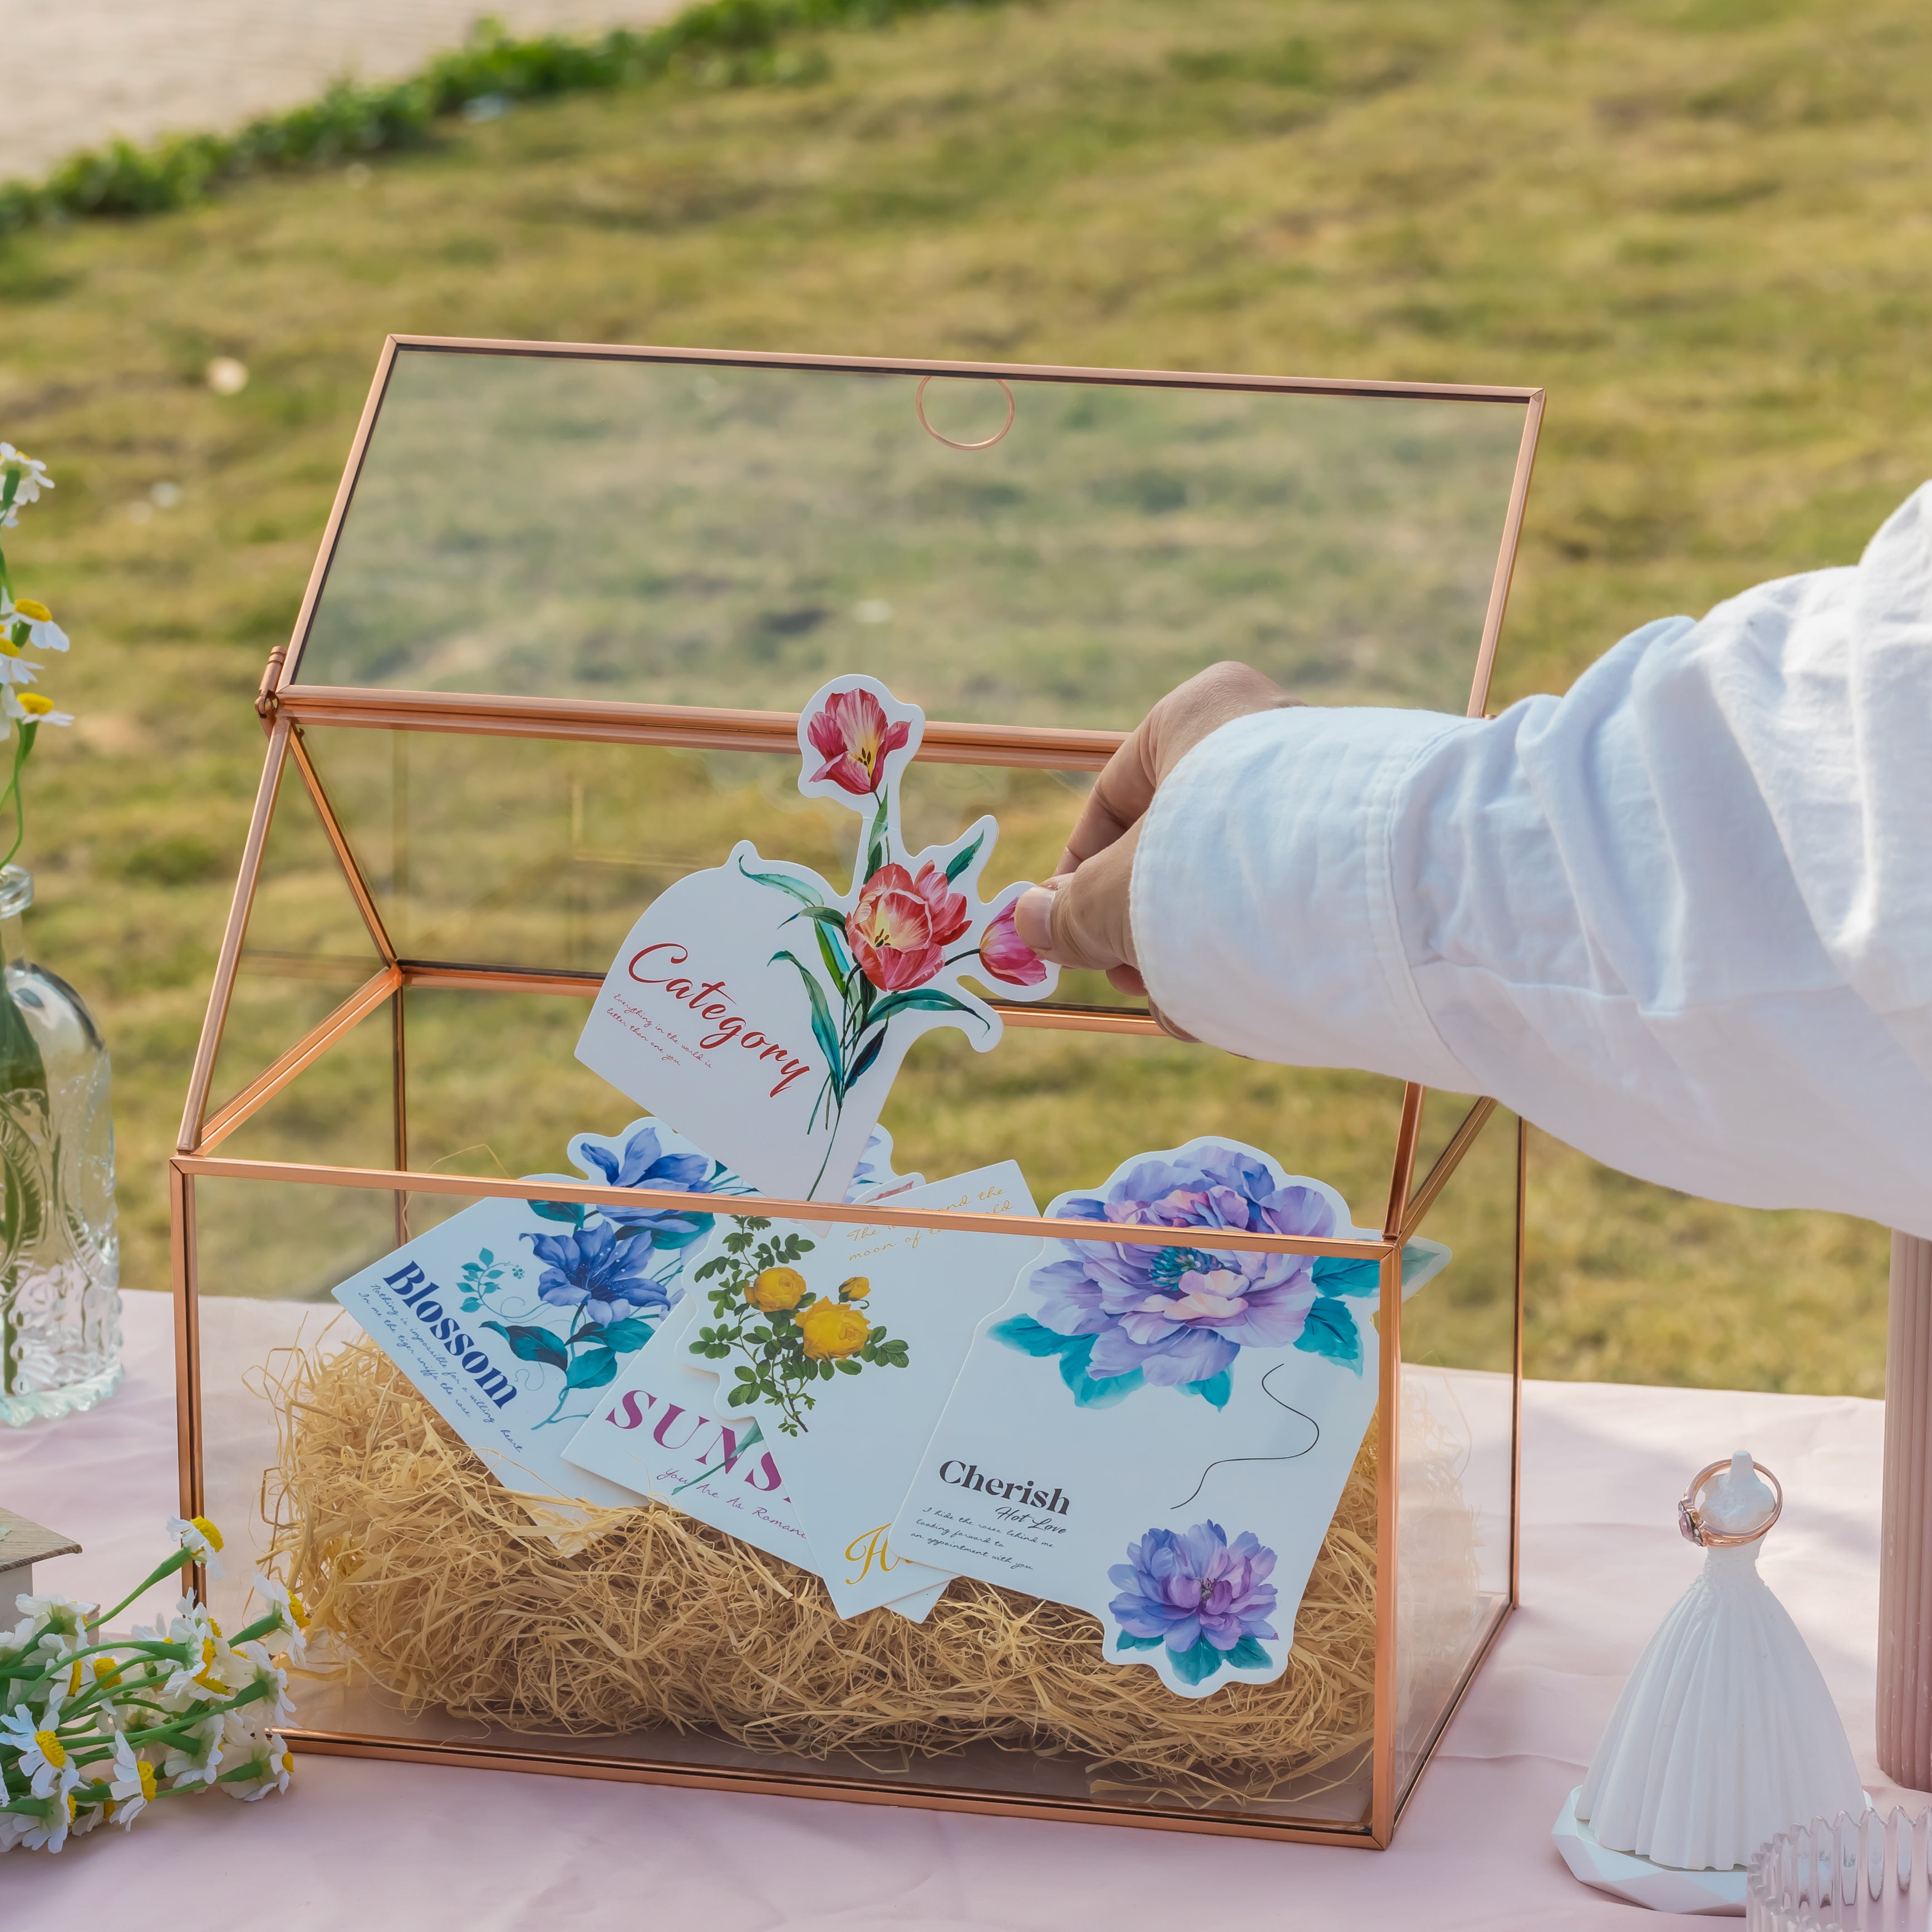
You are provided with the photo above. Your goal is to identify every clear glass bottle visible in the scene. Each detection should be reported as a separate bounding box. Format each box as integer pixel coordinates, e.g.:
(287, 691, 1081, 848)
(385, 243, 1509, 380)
(0, 864, 120, 1424)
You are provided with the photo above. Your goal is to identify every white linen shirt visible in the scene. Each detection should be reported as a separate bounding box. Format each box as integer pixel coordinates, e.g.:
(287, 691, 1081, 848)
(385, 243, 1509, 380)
(1131, 482, 1932, 1238)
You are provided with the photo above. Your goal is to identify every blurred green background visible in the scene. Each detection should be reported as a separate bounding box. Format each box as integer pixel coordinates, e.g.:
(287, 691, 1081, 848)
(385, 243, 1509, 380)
(2, 0, 1926, 1394)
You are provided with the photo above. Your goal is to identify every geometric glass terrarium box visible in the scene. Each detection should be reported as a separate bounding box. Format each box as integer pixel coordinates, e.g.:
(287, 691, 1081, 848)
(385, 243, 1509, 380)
(171, 338, 1541, 1847)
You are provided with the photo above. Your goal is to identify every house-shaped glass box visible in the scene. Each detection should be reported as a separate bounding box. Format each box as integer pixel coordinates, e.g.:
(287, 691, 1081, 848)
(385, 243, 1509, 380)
(172, 337, 1541, 1846)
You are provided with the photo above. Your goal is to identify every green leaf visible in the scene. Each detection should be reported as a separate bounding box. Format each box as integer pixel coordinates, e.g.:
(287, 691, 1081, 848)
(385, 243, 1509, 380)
(736, 853, 825, 907)
(1311, 1255, 1380, 1298)
(566, 1347, 620, 1389)
(478, 1248, 494, 1265)
(835, 1358, 863, 1375)
(481, 1321, 568, 1373)
(1295, 1296, 1364, 1374)
(1225, 1636, 1272, 1671)
(598, 1317, 654, 1351)
(810, 915, 851, 999)
(525, 1197, 585, 1223)
(1114, 1630, 1164, 1653)
(770, 949, 844, 1095)
(864, 987, 991, 1031)
(1180, 1370, 1232, 1409)
(1172, 1638, 1227, 1687)
(848, 1028, 886, 1085)
(942, 830, 984, 882)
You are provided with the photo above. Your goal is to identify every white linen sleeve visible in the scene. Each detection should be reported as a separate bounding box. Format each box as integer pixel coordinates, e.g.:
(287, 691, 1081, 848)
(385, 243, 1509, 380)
(1130, 481, 1932, 1237)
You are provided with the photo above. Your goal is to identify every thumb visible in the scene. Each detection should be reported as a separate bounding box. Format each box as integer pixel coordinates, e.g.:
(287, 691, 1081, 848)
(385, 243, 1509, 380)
(1012, 824, 1140, 974)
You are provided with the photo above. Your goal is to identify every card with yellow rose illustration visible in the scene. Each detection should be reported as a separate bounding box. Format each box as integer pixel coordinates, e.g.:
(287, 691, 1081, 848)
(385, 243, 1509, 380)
(674, 1160, 1042, 1619)
(574, 675, 1060, 1204)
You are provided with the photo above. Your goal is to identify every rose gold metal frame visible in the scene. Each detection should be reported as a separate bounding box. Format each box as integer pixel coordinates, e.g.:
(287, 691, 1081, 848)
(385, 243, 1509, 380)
(171, 335, 1538, 1849)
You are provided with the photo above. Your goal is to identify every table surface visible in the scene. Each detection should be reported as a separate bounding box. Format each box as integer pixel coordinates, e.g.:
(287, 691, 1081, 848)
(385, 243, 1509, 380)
(1, 1289, 1920, 1928)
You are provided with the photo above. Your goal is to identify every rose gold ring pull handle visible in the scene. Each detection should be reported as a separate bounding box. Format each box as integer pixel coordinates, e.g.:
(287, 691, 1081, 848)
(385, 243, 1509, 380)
(915, 376, 1016, 451)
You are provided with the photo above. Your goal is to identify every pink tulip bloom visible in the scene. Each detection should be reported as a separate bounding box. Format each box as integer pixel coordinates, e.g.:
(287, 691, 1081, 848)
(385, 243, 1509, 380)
(847, 862, 970, 991)
(805, 686, 911, 796)
(977, 901, 1048, 986)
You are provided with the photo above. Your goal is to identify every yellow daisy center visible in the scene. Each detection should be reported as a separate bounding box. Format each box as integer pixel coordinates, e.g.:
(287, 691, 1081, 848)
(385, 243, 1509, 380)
(277, 1750, 294, 1774)
(16, 692, 55, 716)
(13, 598, 50, 622)
(288, 1592, 311, 1630)
(191, 1516, 224, 1552)
(36, 1729, 65, 1767)
(138, 1761, 156, 1800)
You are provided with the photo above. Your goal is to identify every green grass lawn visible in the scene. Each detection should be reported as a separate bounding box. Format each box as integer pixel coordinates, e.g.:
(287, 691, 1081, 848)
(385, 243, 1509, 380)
(2, 0, 1926, 1394)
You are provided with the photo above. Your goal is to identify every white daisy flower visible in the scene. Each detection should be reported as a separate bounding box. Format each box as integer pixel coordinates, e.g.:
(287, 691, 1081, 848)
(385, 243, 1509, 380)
(0, 444, 53, 521)
(166, 1515, 226, 1580)
(160, 1710, 224, 1788)
(160, 1631, 227, 1702)
(105, 1734, 155, 1827)
(231, 1731, 294, 1802)
(0, 595, 67, 654)
(249, 1574, 312, 1665)
(66, 1795, 106, 1839)
(235, 1644, 294, 1724)
(18, 1795, 71, 1852)
(9, 1594, 91, 1635)
(1, 1703, 79, 1800)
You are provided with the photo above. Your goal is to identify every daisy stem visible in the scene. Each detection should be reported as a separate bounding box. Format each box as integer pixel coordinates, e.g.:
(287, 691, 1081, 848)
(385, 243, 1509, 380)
(0, 730, 29, 871)
(94, 1548, 194, 1628)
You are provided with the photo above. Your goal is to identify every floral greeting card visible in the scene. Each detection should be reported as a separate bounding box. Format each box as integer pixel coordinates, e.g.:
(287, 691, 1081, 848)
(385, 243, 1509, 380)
(887, 1138, 1448, 1699)
(575, 676, 1058, 1203)
(562, 1309, 948, 1622)
(330, 1118, 733, 1507)
(674, 1161, 1041, 1618)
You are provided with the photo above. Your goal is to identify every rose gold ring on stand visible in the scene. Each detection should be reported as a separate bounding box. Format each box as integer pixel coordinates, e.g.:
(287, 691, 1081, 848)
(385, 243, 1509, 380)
(915, 375, 1016, 450)
(1677, 1459, 1784, 1548)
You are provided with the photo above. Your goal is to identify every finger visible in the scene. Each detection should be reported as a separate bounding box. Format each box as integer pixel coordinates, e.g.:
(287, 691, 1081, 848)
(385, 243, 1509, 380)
(1056, 730, 1157, 875)
(1012, 827, 1140, 972)
(1054, 662, 1298, 874)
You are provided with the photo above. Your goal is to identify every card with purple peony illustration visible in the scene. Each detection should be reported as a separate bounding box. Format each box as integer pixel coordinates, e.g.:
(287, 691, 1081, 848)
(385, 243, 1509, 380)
(329, 1118, 736, 1509)
(888, 1138, 1449, 1699)
(574, 675, 1059, 1204)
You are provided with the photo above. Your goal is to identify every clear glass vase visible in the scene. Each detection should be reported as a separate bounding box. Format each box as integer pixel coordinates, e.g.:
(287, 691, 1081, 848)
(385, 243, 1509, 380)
(0, 864, 120, 1424)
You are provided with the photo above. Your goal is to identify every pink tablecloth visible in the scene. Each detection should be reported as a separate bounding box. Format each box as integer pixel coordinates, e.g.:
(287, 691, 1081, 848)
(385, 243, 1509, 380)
(0, 1290, 1918, 1928)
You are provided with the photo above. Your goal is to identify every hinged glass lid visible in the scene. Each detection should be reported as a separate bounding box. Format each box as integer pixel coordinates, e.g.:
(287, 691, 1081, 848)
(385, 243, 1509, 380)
(291, 346, 1537, 725)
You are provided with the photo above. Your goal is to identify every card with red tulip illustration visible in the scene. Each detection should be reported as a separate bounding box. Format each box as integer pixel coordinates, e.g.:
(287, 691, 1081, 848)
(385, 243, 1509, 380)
(887, 1139, 1449, 1699)
(575, 676, 1059, 1203)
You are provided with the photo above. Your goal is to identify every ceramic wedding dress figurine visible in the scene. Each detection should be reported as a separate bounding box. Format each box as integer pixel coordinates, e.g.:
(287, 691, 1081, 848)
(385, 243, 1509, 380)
(1555, 1451, 1865, 1913)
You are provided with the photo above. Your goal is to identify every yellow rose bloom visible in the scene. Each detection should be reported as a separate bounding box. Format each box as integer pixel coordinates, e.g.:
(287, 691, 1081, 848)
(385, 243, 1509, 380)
(745, 1265, 808, 1312)
(837, 1276, 870, 1302)
(798, 1300, 871, 1361)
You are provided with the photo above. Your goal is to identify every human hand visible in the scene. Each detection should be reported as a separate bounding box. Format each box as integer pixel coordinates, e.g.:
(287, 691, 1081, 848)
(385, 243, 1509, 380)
(1011, 662, 1299, 1016)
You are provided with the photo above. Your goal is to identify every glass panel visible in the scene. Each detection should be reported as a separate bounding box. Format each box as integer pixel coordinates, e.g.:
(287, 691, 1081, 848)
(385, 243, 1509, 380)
(189, 1169, 1381, 1834)
(1393, 1106, 1518, 1808)
(203, 753, 384, 1123)
(199, 1007, 400, 1300)
(299, 723, 1127, 1008)
(297, 350, 1526, 723)
(1408, 1087, 1488, 1208)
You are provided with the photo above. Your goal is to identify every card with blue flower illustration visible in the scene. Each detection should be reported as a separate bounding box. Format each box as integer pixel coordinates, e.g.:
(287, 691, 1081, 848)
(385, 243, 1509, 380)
(574, 675, 1059, 1204)
(328, 1118, 737, 1508)
(888, 1138, 1448, 1700)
